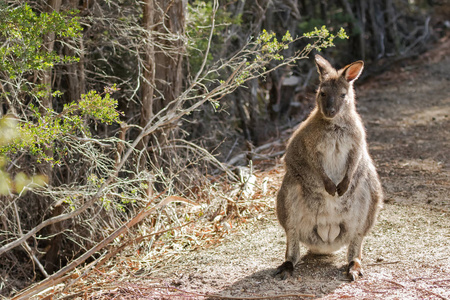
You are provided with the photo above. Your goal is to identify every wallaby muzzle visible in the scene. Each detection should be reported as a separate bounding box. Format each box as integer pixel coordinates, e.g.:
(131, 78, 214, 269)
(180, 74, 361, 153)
(322, 96, 338, 118)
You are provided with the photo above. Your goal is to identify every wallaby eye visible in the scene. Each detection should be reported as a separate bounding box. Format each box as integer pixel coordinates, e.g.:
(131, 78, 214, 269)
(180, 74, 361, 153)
(340, 93, 346, 98)
(320, 92, 326, 97)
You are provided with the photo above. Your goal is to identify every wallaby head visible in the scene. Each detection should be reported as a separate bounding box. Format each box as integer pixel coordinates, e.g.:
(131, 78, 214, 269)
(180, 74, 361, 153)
(314, 55, 364, 119)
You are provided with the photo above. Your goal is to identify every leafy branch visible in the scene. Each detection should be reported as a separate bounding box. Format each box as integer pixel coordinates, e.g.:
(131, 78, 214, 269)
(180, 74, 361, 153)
(0, 3, 82, 77)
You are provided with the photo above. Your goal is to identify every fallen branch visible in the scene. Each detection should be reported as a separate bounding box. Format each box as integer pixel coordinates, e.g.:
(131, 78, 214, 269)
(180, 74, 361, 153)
(384, 279, 406, 288)
(11, 194, 197, 300)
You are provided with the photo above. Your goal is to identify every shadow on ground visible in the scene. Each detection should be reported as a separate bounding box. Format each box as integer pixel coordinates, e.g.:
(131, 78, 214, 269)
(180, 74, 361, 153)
(213, 252, 349, 299)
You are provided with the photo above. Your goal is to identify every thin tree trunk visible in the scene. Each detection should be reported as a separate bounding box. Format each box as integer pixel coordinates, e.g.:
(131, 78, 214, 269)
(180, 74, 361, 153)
(320, 0, 327, 24)
(41, 0, 61, 113)
(41, 0, 62, 274)
(356, 0, 367, 60)
(341, 0, 366, 60)
(139, 0, 156, 154)
(235, 90, 251, 142)
(138, 0, 186, 168)
(368, 0, 385, 58)
(386, 0, 400, 55)
(64, 0, 84, 103)
(152, 0, 186, 113)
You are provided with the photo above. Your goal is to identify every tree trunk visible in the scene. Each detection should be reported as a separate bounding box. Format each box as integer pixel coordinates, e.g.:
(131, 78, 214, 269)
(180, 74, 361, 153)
(386, 0, 400, 55)
(41, 0, 63, 275)
(63, 0, 85, 104)
(368, 0, 385, 58)
(138, 0, 186, 167)
(139, 0, 156, 152)
(152, 0, 186, 113)
(41, 0, 61, 113)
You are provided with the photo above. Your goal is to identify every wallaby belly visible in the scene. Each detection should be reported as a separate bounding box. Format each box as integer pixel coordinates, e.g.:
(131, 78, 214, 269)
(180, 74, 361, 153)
(286, 174, 371, 254)
(300, 196, 350, 253)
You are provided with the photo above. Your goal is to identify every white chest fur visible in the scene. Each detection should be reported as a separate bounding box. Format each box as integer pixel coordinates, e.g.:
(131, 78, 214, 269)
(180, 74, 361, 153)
(317, 129, 353, 184)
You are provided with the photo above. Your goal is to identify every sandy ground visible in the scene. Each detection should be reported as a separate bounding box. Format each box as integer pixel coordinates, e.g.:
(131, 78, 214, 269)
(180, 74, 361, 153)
(140, 49, 450, 299)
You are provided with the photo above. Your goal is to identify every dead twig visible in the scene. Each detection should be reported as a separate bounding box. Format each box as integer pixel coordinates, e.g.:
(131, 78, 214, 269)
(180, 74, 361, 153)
(431, 279, 450, 283)
(384, 279, 406, 288)
(227, 140, 283, 166)
(367, 260, 400, 266)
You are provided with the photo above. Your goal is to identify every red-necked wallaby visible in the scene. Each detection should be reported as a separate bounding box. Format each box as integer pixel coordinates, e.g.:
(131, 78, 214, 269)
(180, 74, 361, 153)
(275, 55, 383, 281)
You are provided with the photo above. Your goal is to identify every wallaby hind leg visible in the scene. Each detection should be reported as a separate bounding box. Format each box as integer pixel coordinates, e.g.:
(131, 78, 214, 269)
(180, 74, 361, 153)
(347, 180, 382, 280)
(274, 228, 300, 280)
(347, 235, 364, 281)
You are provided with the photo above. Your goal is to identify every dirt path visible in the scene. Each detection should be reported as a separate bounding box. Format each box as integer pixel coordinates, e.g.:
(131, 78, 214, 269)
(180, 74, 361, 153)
(138, 50, 450, 299)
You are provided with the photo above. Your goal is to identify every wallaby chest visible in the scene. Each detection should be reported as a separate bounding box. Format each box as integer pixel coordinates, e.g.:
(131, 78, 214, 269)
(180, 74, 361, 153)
(316, 125, 354, 184)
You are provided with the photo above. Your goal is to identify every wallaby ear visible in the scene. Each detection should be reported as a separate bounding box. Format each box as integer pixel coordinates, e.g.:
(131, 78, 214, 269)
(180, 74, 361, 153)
(342, 61, 364, 82)
(315, 54, 334, 81)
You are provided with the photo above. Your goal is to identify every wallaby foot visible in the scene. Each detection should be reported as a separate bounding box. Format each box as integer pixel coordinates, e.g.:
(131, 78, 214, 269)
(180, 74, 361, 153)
(347, 259, 364, 281)
(274, 261, 294, 280)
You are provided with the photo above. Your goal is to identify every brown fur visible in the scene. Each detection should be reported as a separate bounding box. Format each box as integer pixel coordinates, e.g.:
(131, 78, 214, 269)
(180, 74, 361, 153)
(274, 55, 383, 281)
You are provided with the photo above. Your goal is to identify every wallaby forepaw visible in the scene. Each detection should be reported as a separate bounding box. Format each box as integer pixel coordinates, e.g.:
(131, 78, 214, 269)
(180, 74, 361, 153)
(274, 261, 294, 280)
(324, 180, 337, 196)
(337, 181, 349, 196)
(337, 176, 350, 196)
(347, 260, 364, 281)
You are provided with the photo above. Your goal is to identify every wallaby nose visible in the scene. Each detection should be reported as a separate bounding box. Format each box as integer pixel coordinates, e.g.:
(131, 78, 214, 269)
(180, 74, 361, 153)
(324, 97, 337, 117)
(327, 108, 337, 118)
(323, 106, 337, 118)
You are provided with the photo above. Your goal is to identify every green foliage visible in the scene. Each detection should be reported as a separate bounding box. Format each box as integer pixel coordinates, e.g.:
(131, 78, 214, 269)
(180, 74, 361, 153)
(1, 88, 122, 163)
(0, 3, 120, 164)
(230, 27, 347, 87)
(0, 115, 19, 147)
(303, 26, 348, 52)
(299, 18, 327, 34)
(77, 86, 121, 125)
(256, 29, 293, 60)
(229, 30, 295, 86)
(0, 3, 82, 78)
(0, 116, 47, 195)
(0, 2, 123, 204)
(299, 12, 353, 50)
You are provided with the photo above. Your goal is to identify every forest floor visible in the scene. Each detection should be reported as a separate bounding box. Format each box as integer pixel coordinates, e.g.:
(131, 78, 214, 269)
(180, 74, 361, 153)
(44, 39, 449, 300)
